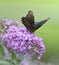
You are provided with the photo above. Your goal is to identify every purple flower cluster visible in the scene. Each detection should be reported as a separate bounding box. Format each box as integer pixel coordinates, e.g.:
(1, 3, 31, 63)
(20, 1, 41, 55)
(2, 24, 46, 60)
(1, 18, 19, 29)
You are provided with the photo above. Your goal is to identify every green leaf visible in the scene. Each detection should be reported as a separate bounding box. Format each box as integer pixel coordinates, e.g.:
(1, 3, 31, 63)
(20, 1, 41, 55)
(17, 54, 25, 61)
(0, 59, 11, 65)
(0, 44, 5, 57)
(32, 54, 37, 60)
(11, 52, 17, 60)
(0, 23, 5, 33)
(5, 59, 16, 65)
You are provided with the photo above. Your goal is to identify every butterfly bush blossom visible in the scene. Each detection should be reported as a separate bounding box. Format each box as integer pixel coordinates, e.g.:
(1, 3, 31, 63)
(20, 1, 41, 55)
(1, 18, 46, 60)
(1, 18, 19, 29)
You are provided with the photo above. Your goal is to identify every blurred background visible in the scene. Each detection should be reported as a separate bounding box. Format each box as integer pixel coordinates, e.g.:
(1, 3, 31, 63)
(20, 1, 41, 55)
(0, 0, 59, 65)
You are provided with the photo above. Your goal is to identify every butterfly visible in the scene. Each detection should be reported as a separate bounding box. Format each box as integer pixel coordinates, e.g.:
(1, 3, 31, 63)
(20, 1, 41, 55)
(21, 10, 50, 32)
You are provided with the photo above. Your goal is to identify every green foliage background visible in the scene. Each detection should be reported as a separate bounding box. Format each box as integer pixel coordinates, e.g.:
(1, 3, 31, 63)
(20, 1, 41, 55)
(0, 0, 59, 64)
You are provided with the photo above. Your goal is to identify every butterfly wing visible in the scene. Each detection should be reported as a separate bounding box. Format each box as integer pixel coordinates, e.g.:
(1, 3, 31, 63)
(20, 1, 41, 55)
(21, 17, 34, 32)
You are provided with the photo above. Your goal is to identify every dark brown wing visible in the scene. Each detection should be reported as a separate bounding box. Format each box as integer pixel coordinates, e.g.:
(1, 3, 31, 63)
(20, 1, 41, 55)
(26, 10, 34, 25)
(21, 17, 34, 32)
